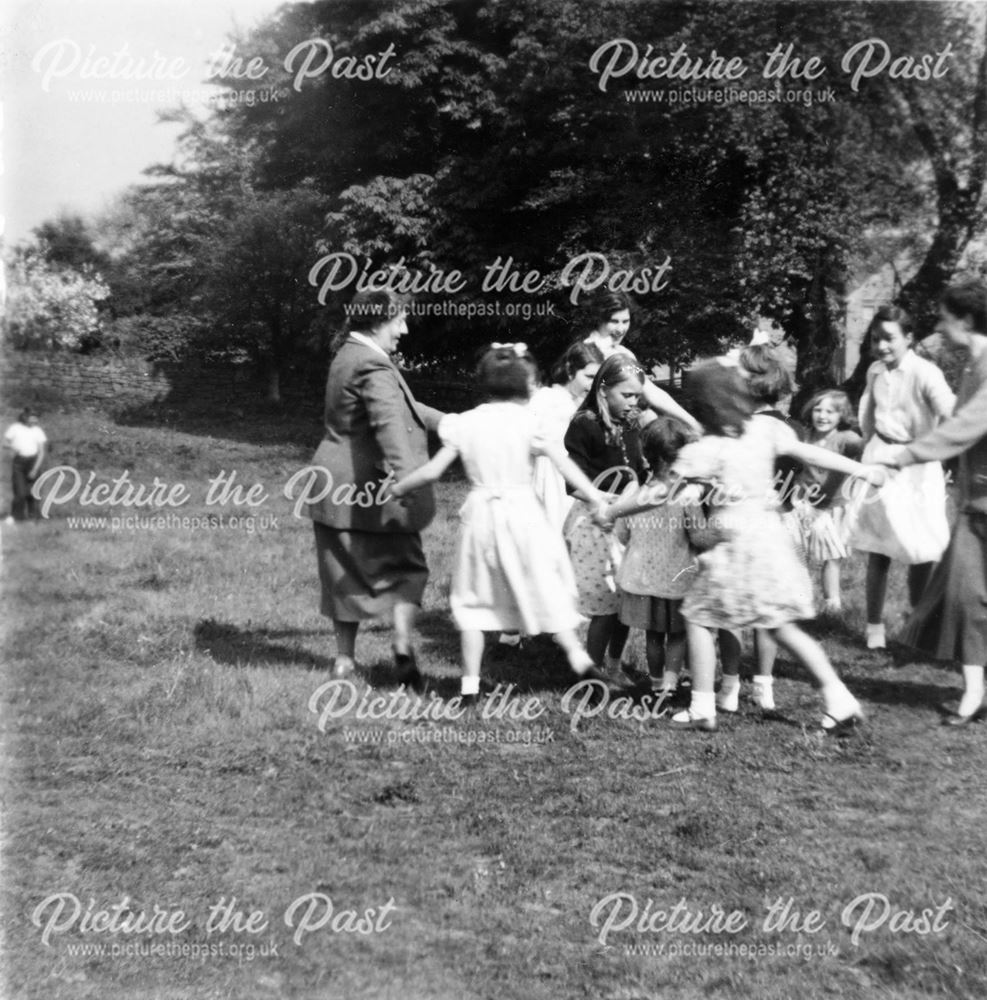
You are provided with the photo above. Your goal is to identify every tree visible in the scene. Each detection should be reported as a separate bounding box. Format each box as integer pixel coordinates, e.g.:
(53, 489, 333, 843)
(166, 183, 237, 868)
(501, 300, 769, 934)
(4, 244, 110, 351)
(197, 183, 332, 402)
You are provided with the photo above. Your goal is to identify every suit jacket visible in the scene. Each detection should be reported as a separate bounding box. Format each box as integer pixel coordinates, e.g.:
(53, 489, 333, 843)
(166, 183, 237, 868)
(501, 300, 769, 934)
(307, 338, 443, 532)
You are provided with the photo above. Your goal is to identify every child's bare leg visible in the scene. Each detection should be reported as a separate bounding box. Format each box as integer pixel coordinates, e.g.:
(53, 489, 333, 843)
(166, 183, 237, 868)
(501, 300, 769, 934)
(822, 559, 842, 610)
(752, 629, 777, 709)
(554, 628, 594, 674)
(672, 623, 716, 725)
(716, 628, 743, 712)
(460, 630, 485, 695)
(773, 622, 861, 724)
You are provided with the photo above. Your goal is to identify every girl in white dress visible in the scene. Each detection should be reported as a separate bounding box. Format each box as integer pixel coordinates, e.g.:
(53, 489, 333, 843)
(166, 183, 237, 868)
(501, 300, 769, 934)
(391, 344, 612, 701)
(850, 306, 954, 649)
(528, 342, 600, 533)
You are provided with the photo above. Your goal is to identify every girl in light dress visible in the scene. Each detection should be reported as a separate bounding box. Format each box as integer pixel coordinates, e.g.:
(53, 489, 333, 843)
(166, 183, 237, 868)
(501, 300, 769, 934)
(390, 345, 611, 701)
(796, 390, 863, 614)
(607, 359, 886, 732)
(850, 306, 954, 649)
(528, 342, 601, 533)
(714, 345, 801, 716)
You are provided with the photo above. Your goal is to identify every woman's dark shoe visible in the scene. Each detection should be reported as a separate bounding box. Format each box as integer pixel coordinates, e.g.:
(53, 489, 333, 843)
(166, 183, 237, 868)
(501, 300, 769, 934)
(942, 705, 986, 727)
(393, 648, 425, 693)
(821, 711, 863, 736)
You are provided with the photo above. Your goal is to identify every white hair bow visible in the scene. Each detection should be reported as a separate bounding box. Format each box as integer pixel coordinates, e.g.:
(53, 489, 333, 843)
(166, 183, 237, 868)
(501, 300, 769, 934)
(491, 342, 529, 356)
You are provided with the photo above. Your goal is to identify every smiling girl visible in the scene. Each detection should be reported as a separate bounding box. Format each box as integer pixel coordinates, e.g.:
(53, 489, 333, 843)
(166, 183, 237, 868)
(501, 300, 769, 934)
(850, 305, 955, 649)
(797, 390, 863, 613)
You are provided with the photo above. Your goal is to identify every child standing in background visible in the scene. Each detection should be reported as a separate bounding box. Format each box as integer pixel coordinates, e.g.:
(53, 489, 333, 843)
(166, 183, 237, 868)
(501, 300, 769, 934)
(390, 344, 612, 702)
(798, 390, 863, 613)
(850, 306, 954, 649)
(3, 408, 47, 523)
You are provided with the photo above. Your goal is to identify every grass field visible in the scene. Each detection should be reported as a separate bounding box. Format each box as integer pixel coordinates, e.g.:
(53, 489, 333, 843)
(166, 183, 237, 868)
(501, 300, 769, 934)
(2, 405, 986, 1000)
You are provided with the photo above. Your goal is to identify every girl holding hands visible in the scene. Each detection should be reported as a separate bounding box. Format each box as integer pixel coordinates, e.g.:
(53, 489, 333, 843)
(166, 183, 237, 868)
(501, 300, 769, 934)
(390, 344, 611, 701)
(606, 358, 886, 732)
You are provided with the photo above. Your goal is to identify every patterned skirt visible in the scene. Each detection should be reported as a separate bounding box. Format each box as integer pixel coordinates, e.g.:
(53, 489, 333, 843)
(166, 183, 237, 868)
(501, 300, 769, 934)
(563, 499, 626, 617)
(681, 502, 815, 630)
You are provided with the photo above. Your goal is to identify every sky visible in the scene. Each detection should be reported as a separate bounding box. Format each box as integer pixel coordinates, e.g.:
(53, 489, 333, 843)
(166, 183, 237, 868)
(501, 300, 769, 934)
(1, 0, 288, 245)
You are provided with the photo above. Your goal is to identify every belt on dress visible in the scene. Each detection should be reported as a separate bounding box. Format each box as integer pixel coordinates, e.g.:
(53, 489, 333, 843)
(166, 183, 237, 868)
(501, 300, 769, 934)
(875, 430, 911, 445)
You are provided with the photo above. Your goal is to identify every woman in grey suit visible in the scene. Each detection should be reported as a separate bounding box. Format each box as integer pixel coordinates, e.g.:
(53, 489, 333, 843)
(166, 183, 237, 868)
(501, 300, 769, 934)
(308, 289, 444, 687)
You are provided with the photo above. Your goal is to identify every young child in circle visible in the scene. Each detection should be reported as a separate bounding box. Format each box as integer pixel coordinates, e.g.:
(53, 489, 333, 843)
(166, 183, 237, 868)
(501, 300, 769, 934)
(796, 389, 863, 613)
(563, 354, 647, 675)
(390, 344, 611, 702)
(851, 305, 954, 649)
(614, 417, 711, 697)
(716, 345, 803, 715)
(607, 359, 886, 731)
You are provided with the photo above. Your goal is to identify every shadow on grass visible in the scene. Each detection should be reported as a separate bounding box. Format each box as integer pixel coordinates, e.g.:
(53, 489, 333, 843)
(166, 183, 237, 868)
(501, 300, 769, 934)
(194, 618, 332, 671)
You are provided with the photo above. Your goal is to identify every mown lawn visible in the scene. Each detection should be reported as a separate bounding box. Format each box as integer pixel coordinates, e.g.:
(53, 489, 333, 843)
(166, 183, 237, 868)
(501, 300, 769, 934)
(2, 407, 986, 1000)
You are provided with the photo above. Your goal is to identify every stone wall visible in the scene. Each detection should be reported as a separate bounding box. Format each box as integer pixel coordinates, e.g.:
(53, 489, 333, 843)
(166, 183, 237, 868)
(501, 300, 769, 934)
(0, 351, 476, 415)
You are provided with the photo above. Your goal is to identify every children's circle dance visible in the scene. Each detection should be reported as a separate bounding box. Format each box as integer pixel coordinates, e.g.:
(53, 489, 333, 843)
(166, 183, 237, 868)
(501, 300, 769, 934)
(331, 279, 987, 733)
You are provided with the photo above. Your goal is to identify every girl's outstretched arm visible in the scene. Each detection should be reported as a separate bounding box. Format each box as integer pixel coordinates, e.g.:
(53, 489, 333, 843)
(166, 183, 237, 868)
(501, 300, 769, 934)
(781, 439, 885, 486)
(604, 477, 704, 523)
(539, 439, 609, 510)
(390, 445, 458, 497)
(641, 381, 701, 433)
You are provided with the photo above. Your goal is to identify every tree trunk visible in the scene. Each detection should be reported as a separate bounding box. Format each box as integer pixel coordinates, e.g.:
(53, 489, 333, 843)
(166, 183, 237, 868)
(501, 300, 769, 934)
(791, 250, 848, 415)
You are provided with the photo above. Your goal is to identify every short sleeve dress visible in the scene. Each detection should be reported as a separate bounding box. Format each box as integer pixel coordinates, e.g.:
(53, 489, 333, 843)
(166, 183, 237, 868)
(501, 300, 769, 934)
(850, 351, 954, 563)
(797, 428, 864, 561)
(528, 384, 579, 534)
(674, 415, 816, 629)
(439, 402, 582, 634)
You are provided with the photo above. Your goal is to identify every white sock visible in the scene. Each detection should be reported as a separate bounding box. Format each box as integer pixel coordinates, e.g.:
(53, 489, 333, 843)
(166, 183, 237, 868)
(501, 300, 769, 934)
(957, 665, 986, 718)
(498, 632, 521, 646)
(752, 676, 775, 710)
(865, 623, 886, 649)
(822, 683, 860, 726)
(691, 691, 716, 719)
(568, 648, 594, 675)
(659, 670, 679, 692)
(717, 675, 741, 712)
(461, 675, 480, 696)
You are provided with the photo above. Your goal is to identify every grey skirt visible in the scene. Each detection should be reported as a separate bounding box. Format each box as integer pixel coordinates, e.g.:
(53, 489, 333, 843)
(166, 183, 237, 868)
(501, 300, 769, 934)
(900, 511, 987, 667)
(313, 522, 428, 622)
